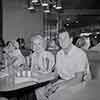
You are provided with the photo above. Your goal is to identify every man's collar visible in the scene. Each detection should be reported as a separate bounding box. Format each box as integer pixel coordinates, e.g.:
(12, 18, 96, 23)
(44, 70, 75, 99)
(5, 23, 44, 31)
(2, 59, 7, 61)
(63, 44, 73, 55)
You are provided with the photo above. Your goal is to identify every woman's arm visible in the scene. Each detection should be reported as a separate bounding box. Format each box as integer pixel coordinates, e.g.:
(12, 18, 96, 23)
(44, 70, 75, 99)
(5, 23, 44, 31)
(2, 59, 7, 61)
(50, 71, 84, 91)
(32, 69, 59, 82)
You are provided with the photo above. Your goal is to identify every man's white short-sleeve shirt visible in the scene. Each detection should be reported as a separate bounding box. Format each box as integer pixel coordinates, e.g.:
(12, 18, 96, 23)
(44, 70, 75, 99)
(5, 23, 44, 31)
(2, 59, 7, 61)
(56, 45, 89, 80)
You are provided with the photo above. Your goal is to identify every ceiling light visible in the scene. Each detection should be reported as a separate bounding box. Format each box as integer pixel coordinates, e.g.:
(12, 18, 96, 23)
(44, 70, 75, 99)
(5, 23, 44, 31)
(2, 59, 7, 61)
(96, 32, 100, 34)
(53, 2, 56, 8)
(44, 6, 50, 13)
(94, 36, 97, 38)
(27, 6, 35, 10)
(41, 0, 48, 6)
(27, 1, 35, 10)
(80, 33, 90, 36)
(27, 0, 63, 13)
(56, 6, 62, 9)
(44, 9, 50, 13)
(53, 4, 56, 8)
(66, 18, 70, 21)
(55, 0, 62, 10)
(75, 21, 79, 23)
(66, 24, 69, 26)
(32, 0, 39, 3)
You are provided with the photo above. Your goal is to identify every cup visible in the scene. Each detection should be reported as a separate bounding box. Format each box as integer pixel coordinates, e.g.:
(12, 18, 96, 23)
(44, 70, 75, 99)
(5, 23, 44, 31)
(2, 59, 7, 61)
(16, 71, 20, 77)
(22, 70, 26, 77)
(27, 70, 31, 77)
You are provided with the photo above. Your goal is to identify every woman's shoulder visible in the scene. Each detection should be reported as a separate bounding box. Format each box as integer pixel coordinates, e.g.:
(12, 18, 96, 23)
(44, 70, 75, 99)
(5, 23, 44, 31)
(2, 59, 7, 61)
(41, 50, 54, 58)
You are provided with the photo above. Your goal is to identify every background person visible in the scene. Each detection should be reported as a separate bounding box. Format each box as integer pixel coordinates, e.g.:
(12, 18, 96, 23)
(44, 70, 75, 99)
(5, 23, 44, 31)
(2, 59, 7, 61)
(76, 36, 90, 50)
(4, 40, 25, 73)
(0, 39, 5, 71)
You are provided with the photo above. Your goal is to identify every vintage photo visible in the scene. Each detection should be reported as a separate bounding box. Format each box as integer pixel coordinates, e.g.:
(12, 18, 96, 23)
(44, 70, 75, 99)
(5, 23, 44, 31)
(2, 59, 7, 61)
(0, 0, 100, 100)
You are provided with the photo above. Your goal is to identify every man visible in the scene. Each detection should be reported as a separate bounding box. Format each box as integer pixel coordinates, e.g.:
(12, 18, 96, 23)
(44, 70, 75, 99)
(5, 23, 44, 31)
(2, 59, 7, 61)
(48, 28, 91, 100)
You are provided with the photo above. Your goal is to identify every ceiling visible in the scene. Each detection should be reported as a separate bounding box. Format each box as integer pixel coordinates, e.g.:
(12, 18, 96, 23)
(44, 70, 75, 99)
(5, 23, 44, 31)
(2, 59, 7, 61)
(61, 0, 100, 9)
(7, 0, 100, 27)
(62, 15, 100, 28)
(46, 0, 100, 28)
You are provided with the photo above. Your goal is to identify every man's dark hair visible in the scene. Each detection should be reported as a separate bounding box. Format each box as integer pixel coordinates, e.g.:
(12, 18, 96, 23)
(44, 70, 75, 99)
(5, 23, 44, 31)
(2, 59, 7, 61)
(58, 27, 73, 38)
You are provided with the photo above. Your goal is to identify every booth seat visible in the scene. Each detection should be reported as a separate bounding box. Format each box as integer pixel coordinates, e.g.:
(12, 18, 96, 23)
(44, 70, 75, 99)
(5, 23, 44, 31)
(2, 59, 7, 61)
(86, 50, 100, 79)
(22, 47, 100, 80)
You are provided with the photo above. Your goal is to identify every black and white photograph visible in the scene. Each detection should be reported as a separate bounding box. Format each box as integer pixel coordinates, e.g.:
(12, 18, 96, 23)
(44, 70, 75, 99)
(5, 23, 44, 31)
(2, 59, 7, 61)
(0, 0, 100, 100)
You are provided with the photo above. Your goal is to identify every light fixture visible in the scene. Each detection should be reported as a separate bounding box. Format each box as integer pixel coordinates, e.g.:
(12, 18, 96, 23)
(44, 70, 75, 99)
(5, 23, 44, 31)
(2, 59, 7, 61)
(44, 6, 50, 13)
(96, 32, 100, 34)
(27, 0, 63, 13)
(41, 0, 48, 6)
(80, 33, 90, 37)
(94, 36, 97, 38)
(32, 0, 39, 3)
(66, 18, 70, 21)
(75, 21, 79, 23)
(66, 24, 69, 26)
(27, 6, 35, 10)
(27, 5, 35, 10)
(55, 0, 62, 10)
(27, 1, 35, 10)
(53, 1, 56, 8)
(53, 4, 56, 8)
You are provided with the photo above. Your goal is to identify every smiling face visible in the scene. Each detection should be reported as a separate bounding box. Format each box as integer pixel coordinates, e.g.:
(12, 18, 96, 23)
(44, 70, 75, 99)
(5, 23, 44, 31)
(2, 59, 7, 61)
(31, 36, 45, 52)
(32, 39, 43, 51)
(59, 31, 72, 49)
(7, 42, 15, 52)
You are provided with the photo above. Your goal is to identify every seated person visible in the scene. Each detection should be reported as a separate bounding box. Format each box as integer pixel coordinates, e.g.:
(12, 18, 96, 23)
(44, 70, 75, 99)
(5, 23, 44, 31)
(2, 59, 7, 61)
(16, 38, 32, 57)
(27, 35, 55, 77)
(37, 28, 91, 100)
(48, 28, 91, 100)
(4, 40, 26, 72)
(90, 42, 100, 51)
(0, 39, 5, 71)
(26, 35, 55, 100)
(76, 36, 90, 50)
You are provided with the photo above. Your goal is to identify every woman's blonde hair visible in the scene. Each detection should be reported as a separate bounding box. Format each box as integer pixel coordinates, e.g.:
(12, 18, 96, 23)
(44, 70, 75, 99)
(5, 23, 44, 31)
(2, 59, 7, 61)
(31, 35, 47, 49)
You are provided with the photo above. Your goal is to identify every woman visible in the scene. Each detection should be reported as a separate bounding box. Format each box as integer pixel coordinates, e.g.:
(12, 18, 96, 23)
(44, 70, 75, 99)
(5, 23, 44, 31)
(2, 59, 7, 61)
(4, 40, 25, 73)
(27, 35, 55, 100)
(27, 35, 55, 74)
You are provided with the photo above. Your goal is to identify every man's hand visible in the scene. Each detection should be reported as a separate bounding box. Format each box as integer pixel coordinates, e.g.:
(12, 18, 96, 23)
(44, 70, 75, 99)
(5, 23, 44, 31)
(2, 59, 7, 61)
(44, 83, 60, 97)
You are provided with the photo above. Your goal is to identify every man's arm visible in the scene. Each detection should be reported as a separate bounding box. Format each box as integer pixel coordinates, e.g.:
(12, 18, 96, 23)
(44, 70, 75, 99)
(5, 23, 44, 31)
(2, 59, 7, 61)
(53, 72, 84, 88)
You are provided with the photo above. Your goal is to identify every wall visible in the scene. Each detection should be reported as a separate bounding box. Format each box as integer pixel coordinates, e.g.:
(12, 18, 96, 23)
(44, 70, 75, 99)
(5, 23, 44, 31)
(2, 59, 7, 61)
(3, 0, 43, 46)
(0, 0, 2, 39)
